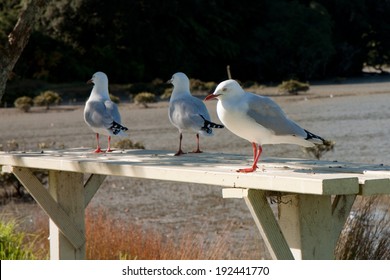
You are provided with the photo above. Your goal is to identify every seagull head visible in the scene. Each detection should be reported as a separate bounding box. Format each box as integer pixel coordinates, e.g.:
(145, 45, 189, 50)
(87, 72, 109, 87)
(204, 79, 243, 101)
(167, 72, 190, 92)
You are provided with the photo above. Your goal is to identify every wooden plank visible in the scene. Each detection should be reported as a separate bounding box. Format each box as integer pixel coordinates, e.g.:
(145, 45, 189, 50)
(0, 151, 361, 195)
(359, 178, 390, 195)
(321, 177, 359, 195)
(222, 188, 248, 198)
(1, 165, 13, 173)
(48, 171, 85, 260)
(9, 167, 85, 250)
(243, 189, 294, 260)
(84, 174, 106, 207)
(363, 170, 390, 177)
(260, 158, 390, 174)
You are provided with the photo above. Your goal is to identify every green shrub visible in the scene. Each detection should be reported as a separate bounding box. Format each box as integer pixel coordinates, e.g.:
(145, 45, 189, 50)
(0, 219, 37, 260)
(133, 92, 156, 108)
(14, 96, 33, 112)
(109, 94, 120, 104)
(190, 79, 217, 92)
(33, 90, 62, 109)
(278, 79, 310, 95)
(160, 88, 172, 100)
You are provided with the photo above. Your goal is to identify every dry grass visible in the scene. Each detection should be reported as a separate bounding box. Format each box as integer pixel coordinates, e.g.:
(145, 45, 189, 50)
(22, 207, 255, 260)
(85, 208, 251, 260)
(17, 196, 390, 260)
(335, 196, 390, 260)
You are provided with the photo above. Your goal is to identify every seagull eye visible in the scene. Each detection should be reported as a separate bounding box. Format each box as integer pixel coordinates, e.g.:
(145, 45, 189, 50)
(222, 87, 227, 92)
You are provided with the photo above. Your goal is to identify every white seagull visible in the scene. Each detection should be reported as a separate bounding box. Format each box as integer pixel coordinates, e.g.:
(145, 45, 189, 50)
(168, 72, 224, 156)
(205, 79, 325, 173)
(84, 71, 128, 153)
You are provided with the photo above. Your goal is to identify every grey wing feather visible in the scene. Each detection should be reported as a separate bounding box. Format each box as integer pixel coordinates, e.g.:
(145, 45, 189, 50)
(84, 100, 116, 130)
(246, 94, 306, 137)
(169, 96, 210, 130)
(104, 100, 122, 123)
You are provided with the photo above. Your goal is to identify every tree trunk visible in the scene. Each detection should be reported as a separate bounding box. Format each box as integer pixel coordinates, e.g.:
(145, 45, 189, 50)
(0, 0, 51, 103)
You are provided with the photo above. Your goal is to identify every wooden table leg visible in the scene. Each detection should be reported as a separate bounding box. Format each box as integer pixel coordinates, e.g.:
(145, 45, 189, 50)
(278, 194, 355, 259)
(223, 188, 355, 260)
(5, 167, 86, 259)
(48, 171, 85, 260)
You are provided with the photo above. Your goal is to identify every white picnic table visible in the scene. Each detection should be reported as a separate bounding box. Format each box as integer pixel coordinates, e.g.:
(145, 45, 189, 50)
(1, 148, 389, 260)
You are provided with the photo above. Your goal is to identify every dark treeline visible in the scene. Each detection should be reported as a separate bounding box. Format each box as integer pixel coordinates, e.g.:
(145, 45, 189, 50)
(2, 0, 390, 84)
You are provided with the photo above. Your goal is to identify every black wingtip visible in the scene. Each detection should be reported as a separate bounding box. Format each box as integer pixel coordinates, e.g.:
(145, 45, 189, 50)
(199, 115, 224, 134)
(304, 129, 325, 144)
(110, 121, 128, 135)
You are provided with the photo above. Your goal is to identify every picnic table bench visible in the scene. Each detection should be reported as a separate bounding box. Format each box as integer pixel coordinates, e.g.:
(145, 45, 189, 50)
(1, 148, 389, 260)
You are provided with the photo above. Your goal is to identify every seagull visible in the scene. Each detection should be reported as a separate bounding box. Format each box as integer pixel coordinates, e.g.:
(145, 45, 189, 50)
(205, 79, 325, 173)
(168, 72, 224, 156)
(84, 71, 128, 153)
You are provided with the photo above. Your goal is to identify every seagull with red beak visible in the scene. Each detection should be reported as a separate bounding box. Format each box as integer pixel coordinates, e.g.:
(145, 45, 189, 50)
(205, 79, 325, 173)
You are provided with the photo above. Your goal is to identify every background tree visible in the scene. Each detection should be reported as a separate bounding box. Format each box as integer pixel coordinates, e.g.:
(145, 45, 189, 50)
(0, 0, 52, 103)
(363, 0, 390, 72)
(2, 0, 390, 105)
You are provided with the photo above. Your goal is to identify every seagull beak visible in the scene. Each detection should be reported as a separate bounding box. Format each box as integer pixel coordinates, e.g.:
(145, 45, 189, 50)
(204, 94, 220, 101)
(166, 78, 173, 84)
(86, 79, 93, 84)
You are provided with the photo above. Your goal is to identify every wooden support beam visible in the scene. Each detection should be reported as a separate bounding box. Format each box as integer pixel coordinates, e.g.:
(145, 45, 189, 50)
(243, 189, 294, 260)
(84, 174, 106, 207)
(8, 167, 85, 252)
(48, 170, 85, 260)
(331, 194, 356, 244)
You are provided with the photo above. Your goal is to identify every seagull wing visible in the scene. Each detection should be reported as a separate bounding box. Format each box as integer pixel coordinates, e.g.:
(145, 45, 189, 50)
(246, 94, 307, 138)
(169, 96, 210, 131)
(84, 100, 115, 131)
(104, 100, 122, 124)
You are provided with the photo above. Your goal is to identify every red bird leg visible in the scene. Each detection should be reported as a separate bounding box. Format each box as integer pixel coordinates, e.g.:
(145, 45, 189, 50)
(237, 143, 262, 173)
(191, 133, 203, 153)
(174, 133, 186, 156)
(252, 142, 258, 164)
(94, 133, 104, 153)
(106, 136, 113, 152)
(253, 145, 263, 169)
